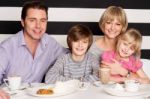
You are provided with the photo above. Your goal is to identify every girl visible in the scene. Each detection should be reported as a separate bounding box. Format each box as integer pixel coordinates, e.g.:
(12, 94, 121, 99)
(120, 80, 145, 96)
(45, 24, 99, 84)
(101, 28, 150, 83)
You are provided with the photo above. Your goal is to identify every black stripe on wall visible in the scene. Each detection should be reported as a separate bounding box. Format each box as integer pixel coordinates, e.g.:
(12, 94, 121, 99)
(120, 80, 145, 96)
(0, 21, 149, 36)
(0, 0, 150, 9)
(141, 50, 150, 59)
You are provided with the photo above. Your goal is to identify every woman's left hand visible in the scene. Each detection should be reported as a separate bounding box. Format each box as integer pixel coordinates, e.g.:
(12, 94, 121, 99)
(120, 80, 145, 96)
(101, 59, 128, 76)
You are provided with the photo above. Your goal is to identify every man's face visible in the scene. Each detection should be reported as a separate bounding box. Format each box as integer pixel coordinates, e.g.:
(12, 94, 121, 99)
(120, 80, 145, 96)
(21, 8, 47, 41)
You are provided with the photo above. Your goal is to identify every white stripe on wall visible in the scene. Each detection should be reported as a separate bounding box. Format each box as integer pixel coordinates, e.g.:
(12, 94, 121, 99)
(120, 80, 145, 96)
(140, 36, 150, 50)
(0, 7, 21, 21)
(0, 7, 150, 23)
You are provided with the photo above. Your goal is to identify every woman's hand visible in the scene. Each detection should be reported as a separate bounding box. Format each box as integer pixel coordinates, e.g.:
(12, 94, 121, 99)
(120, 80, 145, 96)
(0, 90, 10, 99)
(101, 59, 128, 76)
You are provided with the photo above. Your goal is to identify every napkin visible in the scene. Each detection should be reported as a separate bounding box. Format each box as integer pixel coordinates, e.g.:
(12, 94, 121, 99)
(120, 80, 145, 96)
(53, 80, 79, 93)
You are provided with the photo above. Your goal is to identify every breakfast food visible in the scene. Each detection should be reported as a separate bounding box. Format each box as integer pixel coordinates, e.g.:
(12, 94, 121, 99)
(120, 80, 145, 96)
(37, 89, 54, 95)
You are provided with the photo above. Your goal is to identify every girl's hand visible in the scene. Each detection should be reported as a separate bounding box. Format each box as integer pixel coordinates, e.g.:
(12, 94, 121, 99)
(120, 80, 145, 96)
(131, 69, 150, 84)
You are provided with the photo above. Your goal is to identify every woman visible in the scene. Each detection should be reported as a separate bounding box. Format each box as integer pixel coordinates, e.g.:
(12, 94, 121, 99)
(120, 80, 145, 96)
(89, 6, 128, 80)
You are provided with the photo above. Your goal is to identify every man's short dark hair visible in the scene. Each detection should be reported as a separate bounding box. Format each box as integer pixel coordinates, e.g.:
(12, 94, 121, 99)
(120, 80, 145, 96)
(21, 1, 48, 20)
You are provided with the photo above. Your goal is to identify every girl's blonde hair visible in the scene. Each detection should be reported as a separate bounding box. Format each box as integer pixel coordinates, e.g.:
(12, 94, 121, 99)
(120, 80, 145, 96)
(116, 28, 142, 58)
(99, 6, 128, 34)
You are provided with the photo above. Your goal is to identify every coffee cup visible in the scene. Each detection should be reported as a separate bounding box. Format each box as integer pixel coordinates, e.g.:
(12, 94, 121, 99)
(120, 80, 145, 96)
(125, 80, 139, 92)
(99, 68, 110, 84)
(3, 76, 21, 90)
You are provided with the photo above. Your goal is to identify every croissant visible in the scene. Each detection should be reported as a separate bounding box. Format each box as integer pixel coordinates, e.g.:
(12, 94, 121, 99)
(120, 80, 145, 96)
(37, 89, 54, 95)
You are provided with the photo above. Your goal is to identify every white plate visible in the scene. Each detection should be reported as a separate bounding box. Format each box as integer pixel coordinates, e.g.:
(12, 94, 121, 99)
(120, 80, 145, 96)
(103, 84, 150, 96)
(26, 84, 77, 97)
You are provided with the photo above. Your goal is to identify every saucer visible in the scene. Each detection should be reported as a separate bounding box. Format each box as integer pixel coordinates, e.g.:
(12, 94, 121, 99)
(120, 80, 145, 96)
(2, 83, 28, 91)
(103, 84, 150, 96)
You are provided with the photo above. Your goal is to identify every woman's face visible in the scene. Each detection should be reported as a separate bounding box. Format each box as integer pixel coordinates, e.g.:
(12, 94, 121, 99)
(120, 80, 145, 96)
(103, 18, 123, 39)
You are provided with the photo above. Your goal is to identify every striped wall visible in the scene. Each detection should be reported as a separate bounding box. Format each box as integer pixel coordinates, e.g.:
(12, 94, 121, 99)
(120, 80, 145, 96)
(0, 0, 150, 59)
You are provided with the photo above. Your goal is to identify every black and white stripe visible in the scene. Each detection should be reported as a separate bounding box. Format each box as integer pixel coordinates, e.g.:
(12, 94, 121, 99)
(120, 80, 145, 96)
(0, 0, 150, 59)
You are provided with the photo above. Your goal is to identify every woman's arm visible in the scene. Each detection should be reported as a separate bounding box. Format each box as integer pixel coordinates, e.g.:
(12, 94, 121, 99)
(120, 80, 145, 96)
(109, 76, 127, 83)
(101, 59, 128, 76)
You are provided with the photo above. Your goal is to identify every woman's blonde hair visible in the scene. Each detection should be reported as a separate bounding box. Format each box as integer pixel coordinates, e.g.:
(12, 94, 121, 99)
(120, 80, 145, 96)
(99, 6, 128, 34)
(116, 28, 142, 58)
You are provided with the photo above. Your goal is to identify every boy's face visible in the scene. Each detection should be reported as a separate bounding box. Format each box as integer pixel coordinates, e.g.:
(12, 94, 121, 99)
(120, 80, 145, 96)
(71, 38, 89, 57)
(21, 8, 47, 41)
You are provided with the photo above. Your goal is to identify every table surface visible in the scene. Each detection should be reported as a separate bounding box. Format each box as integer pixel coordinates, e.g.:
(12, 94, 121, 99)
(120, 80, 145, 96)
(5, 83, 149, 99)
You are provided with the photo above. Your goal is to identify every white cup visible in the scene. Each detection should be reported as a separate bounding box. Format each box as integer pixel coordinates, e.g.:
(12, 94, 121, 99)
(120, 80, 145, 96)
(3, 76, 21, 90)
(125, 80, 139, 92)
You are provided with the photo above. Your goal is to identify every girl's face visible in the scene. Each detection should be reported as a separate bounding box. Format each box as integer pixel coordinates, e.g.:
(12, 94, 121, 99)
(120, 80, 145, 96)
(104, 18, 123, 39)
(118, 40, 135, 58)
(71, 38, 89, 57)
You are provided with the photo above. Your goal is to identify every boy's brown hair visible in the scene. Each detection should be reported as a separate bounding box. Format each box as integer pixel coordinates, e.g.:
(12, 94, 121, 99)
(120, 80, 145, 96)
(67, 24, 93, 52)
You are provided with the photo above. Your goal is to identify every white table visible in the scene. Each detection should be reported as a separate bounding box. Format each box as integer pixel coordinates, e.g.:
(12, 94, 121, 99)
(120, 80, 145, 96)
(10, 84, 150, 99)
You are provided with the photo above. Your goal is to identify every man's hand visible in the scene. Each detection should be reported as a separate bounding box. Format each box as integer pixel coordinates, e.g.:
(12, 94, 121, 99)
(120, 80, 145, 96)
(0, 90, 10, 99)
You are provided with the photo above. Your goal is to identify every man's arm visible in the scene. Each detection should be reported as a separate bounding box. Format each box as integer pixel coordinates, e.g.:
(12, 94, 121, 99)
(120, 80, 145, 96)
(0, 46, 9, 84)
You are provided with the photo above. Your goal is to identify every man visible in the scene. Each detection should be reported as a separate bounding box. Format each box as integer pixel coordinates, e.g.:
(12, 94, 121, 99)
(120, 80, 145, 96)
(0, 1, 67, 84)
